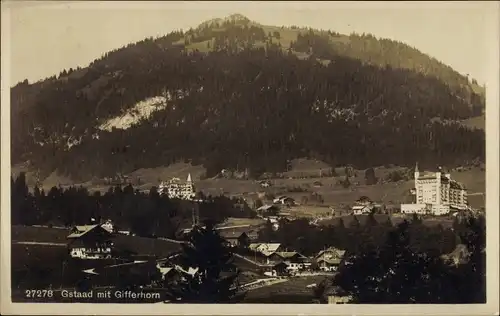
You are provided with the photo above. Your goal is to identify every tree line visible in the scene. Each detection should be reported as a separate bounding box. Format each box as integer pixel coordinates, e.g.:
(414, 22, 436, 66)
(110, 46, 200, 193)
(257, 214, 460, 257)
(327, 215, 486, 303)
(11, 173, 256, 238)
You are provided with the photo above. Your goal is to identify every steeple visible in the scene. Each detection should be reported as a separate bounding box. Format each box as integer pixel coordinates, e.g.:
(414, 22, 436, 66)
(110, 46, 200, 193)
(187, 173, 192, 183)
(414, 162, 420, 180)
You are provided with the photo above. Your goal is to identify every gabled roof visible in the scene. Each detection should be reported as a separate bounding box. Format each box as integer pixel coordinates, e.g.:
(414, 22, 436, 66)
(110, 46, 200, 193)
(249, 243, 282, 256)
(257, 204, 277, 211)
(316, 247, 346, 259)
(317, 257, 342, 265)
(261, 250, 275, 257)
(273, 251, 306, 259)
(67, 224, 102, 239)
(352, 205, 369, 210)
(257, 243, 281, 253)
(249, 243, 261, 251)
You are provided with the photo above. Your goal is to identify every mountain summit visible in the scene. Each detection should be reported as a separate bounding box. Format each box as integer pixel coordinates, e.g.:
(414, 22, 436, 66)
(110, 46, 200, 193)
(11, 15, 485, 182)
(197, 13, 253, 29)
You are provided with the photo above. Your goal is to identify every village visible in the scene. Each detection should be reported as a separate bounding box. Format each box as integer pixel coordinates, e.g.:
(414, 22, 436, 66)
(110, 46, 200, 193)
(13, 162, 473, 304)
(40, 219, 351, 304)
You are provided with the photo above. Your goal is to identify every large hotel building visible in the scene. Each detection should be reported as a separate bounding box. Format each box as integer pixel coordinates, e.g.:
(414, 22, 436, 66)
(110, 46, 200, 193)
(401, 163, 468, 215)
(158, 174, 196, 200)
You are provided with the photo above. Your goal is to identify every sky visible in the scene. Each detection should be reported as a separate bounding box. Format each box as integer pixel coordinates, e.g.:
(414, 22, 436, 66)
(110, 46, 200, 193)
(3, 1, 499, 86)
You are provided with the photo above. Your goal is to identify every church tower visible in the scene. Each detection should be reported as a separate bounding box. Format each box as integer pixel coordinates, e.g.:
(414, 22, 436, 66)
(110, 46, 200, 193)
(414, 162, 420, 180)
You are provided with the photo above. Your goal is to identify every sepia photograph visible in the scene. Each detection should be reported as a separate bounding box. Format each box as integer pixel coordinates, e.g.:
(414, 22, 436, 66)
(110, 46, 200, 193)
(1, 1, 499, 315)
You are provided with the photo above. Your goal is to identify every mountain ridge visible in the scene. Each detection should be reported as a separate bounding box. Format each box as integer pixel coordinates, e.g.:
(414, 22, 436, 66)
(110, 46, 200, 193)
(11, 14, 485, 182)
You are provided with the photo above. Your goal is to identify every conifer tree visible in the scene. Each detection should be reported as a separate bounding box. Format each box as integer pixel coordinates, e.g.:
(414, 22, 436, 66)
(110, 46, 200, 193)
(166, 221, 241, 303)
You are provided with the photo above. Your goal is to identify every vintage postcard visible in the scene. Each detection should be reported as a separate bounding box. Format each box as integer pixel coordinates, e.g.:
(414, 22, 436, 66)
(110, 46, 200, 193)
(1, 1, 499, 315)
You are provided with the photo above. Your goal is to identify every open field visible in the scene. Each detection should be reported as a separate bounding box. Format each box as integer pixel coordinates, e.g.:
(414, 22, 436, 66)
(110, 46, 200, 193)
(11, 243, 162, 298)
(242, 275, 328, 303)
(11, 225, 182, 258)
(12, 225, 69, 243)
(318, 214, 455, 229)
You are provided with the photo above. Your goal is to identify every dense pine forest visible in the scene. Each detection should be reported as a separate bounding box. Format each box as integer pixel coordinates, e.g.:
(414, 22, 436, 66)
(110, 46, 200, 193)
(11, 15, 485, 181)
(11, 172, 255, 238)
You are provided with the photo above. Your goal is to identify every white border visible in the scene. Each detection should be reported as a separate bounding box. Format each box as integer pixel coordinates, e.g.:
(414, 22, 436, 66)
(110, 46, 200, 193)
(1, 1, 499, 315)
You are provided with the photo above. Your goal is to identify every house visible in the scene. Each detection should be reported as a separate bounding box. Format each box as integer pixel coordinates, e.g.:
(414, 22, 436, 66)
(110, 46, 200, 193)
(220, 231, 256, 248)
(273, 196, 296, 206)
(249, 243, 283, 256)
(263, 261, 288, 277)
(67, 225, 114, 259)
(156, 262, 178, 281)
(352, 205, 372, 215)
(259, 180, 271, 188)
(100, 219, 114, 233)
(257, 204, 280, 216)
(268, 251, 310, 271)
(315, 247, 346, 272)
(273, 196, 288, 204)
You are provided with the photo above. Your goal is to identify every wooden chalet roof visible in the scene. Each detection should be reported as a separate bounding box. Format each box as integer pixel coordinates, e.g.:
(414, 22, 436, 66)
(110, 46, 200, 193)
(316, 247, 346, 259)
(67, 225, 103, 239)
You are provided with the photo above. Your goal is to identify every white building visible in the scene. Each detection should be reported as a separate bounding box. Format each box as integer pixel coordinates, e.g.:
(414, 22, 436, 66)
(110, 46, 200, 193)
(352, 205, 372, 215)
(158, 174, 196, 200)
(401, 163, 468, 216)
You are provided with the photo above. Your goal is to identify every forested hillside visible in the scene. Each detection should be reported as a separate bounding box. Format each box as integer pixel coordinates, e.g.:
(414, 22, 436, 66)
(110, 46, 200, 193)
(11, 15, 485, 182)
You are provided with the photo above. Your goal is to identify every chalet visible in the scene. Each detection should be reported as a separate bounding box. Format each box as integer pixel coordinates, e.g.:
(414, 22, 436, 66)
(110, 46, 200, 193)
(257, 204, 280, 216)
(101, 219, 114, 233)
(273, 196, 296, 206)
(315, 247, 346, 272)
(273, 196, 287, 204)
(352, 205, 372, 215)
(268, 251, 310, 271)
(249, 243, 283, 257)
(156, 264, 176, 281)
(67, 225, 114, 259)
(265, 261, 289, 277)
(220, 231, 257, 248)
(259, 180, 272, 188)
(156, 262, 198, 282)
